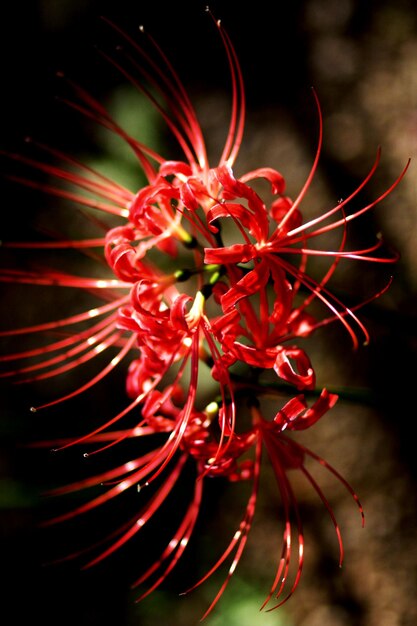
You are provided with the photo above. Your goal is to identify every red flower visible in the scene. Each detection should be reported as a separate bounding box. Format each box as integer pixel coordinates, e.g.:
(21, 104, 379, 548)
(204, 153, 406, 350)
(36, 387, 362, 619)
(0, 9, 407, 621)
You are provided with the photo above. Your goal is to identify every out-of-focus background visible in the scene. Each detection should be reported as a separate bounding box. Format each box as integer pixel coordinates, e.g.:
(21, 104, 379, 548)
(1, 1, 416, 625)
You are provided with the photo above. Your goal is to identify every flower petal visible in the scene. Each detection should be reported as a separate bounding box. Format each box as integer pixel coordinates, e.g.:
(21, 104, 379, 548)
(274, 347, 315, 390)
(220, 261, 269, 311)
(240, 167, 286, 195)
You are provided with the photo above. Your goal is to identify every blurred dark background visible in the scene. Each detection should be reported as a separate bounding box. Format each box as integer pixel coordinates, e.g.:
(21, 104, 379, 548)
(1, 1, 416, 625)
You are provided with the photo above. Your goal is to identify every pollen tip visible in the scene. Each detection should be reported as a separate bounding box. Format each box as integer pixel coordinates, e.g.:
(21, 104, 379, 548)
(51, 448, 58, 453)
(83, 452, 89, 458)
(29, 406, 37, 413)
(139, 24, 145, 33)
(56, 70, 65, 78)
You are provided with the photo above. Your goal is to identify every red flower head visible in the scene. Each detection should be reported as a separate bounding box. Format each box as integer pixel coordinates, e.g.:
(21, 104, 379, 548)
(0, 9, 408, 620)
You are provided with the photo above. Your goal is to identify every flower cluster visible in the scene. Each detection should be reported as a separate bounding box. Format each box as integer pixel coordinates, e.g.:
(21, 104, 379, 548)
(0, 14, 408, 619)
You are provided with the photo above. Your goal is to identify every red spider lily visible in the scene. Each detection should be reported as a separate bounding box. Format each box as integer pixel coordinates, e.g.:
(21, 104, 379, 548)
(0, 8, 407, 621)
(0, 12, 244, 410)
(0, 14, 405, 401)
(34, 387, 362, 620)
(204, 153, 406, 351)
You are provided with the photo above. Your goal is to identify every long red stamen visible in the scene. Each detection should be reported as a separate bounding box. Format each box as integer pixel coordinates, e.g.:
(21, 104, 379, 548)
(0, 314, 118, 377)
(82, 454, 188, 568)
(276, 88, 322, 232)
(182, 436, 262, 620)
(30, 332, 136, 411)
(0, 269, 129, 289)
(268, 254, 370, 349)
(0, 295, 129, 337)
(286, 157, 410, 245)
(101, 18, 209, 171)
(132, 475, 203, 598)
(205, 12, 246, 167)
